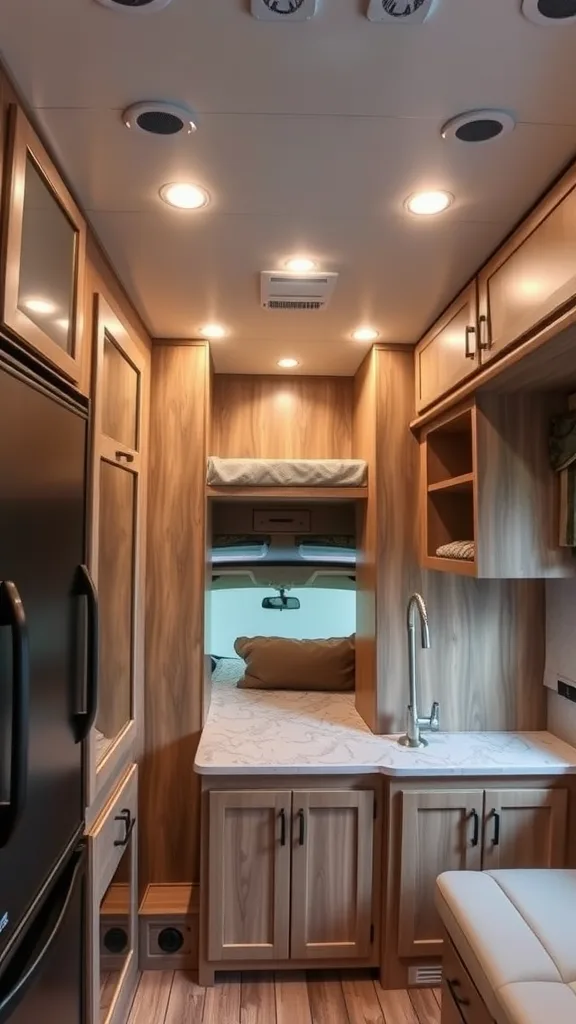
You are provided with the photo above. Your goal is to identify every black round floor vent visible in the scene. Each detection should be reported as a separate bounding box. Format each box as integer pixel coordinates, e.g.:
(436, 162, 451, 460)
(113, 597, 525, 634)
(123, 102, 198, 137)
(158, 927, 184, 954)
(104, 927, 129, 954)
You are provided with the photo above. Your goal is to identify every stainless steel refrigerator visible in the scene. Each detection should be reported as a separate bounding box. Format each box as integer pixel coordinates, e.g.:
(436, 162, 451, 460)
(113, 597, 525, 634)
(0, 350, 97, 1023)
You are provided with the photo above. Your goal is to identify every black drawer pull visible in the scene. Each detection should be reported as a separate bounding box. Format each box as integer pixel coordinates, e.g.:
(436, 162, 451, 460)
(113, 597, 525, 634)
(297, 808, 305, 846)
(470, 808, 479, 847)
(114, 808, 136, 847)
(279, 808, 286, 846)
(448, 978, 471, 1007)
(492, 809, 500, 847)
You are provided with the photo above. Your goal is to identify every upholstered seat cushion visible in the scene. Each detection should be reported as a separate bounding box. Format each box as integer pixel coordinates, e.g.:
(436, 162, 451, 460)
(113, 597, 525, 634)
(436, 870, 576, 1024)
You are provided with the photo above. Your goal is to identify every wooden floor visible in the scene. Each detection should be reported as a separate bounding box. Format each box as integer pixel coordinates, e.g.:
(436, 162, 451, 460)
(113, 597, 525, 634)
(126, 970, 442, 1024)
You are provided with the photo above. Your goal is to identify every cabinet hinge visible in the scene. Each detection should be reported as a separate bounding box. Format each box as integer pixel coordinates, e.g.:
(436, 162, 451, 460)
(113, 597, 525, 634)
(370, 923, 375, 944)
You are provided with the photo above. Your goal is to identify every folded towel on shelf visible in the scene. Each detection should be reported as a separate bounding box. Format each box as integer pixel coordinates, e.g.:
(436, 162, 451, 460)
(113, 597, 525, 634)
(435, 540, 475, 561)
(549, 413, 576, 546)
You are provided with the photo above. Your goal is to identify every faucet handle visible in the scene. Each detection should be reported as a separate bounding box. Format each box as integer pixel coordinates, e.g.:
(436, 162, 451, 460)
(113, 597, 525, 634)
(430, 701, 440, 732)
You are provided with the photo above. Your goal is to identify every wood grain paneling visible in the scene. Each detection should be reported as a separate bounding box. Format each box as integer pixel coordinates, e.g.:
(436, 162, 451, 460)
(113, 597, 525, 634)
(202, 973, 241, 1024)
(352, 346, 546, 735)
(341, 972, 385, 1024)
(211, 375, 353, 459)
(239, 973, 276, 1024)
(275, 972, 313, 1024)
(163, 971, 206, 1024)
(307, 972, 351, 1024)
(374, 986, 419, 1024)
(144, 342, 211, 886)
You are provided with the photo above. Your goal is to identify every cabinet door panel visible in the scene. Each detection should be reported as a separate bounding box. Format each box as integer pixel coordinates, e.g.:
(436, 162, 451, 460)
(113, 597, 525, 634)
(479, 181, 576, 364)
(482, 788, 567, 871)
(208, 791, 291, 961)
(398, 790, 483, 958)
(290, 790, 374, 960)
(415, 285, 478, 412)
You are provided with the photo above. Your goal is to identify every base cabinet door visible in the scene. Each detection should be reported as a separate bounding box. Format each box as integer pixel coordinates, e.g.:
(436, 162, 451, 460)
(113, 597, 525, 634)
(290, 790, 374, 960)
(481, 788, 567, 871)
(208, 790, 291, 961)
(398, 790, 483, 958)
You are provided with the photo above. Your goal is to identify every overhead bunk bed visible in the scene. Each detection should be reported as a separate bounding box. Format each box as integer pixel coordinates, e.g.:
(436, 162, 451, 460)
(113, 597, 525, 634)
(206, 456, 368, 499)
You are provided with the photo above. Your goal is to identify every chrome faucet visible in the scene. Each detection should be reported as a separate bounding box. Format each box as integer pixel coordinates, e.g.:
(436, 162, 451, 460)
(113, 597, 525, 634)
(399, 593, 440, 748)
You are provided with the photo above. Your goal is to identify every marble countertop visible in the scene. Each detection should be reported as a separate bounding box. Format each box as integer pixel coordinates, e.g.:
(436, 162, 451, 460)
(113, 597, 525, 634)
(194, 681, 576, 777)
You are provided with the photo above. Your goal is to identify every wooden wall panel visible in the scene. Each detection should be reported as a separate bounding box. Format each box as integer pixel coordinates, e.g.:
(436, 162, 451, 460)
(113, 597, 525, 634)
(353, 346, 546, 734)
(144, 343, 211, 885)
(211, 374, 353, 459)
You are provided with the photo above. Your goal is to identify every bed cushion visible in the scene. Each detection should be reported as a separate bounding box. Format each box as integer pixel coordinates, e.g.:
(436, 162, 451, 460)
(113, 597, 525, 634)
(233, 635, 355, 691)
(207, 456, 368, 488)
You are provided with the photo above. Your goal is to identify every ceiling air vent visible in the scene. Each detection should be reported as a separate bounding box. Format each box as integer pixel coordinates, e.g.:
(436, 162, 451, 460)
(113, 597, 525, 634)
(367, 0, 436, 23)
(95, 0, 173, 11)
(260, 272, 338, 311)
(522, 0, 576, 23)
(251, 0, 317, 19)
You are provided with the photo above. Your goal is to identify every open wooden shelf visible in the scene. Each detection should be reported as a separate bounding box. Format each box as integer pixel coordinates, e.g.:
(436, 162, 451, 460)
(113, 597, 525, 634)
(427, 472, 474, 495)
(206, 485, 368, 502)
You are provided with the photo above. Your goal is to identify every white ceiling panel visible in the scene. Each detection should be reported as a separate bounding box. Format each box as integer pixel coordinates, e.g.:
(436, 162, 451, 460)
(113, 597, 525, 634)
(1, 0, 576, 373)
(89, 208, 506, 373)
(39, 107, 576, 223)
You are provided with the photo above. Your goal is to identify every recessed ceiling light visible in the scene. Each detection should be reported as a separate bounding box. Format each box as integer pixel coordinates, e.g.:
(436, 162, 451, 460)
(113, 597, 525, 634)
(159, 182, 209, 210)
(24, 298, 57, 315)
(199, 323, 227, 340)
(124, 101, 198, 136)
(352, 326, 379, 342)
(285, 257, 317, 273)
(405, 190, 453, 216)
(54, 317, 70, 331)
(441, 110, 515, 145)
(277, 358, 299, 368)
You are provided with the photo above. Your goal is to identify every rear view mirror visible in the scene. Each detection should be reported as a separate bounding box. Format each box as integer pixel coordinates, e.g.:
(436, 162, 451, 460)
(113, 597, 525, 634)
(262, 594, 301, 610)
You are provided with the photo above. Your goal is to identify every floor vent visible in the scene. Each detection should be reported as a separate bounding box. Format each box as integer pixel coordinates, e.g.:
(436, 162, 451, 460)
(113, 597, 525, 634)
(408, 964, 443, 987)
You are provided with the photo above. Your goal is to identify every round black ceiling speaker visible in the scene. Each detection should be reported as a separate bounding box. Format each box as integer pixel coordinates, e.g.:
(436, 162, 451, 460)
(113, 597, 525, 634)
(441, 110, 516, 145)
(95, 0, 173, 12)
(522, 0, 576, 22)
(122, 102, 198, 137)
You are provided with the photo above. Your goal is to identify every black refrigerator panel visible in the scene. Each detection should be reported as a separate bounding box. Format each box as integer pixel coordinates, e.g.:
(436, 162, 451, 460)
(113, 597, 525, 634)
(0, 844, 85, 1024)
(0, 360, 88, 961)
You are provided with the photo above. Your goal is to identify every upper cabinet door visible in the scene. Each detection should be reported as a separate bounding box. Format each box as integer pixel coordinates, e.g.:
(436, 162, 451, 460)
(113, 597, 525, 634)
(415, 284, 479, 413)
(290, 790, 374, 960)
(1, 106, 87, 387)
(478, 173, 576, 365)
(87, 296, 146, 810)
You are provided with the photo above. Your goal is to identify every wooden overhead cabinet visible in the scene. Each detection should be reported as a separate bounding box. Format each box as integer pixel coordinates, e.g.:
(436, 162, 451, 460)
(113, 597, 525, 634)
(1, 106, 87, 388)
(415, 283, 479, 413)
(478, 168, 576, 365)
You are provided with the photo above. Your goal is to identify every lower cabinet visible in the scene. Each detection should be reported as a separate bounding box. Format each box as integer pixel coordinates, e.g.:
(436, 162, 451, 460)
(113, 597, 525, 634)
(392, 782, 568, 962)
(206, 787, 375, 966)
(87, 764, 138, 1024)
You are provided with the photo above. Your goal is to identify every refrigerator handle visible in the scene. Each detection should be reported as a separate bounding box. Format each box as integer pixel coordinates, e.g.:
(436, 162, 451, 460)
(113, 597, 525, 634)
(72, 564, 99, 743)
(0, 848, 84, 1023)
(0, 580, 29, 850)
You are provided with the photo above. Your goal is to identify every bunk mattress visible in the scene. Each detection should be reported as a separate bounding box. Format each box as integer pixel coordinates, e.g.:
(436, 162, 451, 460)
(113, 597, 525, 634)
(207, 456, 368, 488)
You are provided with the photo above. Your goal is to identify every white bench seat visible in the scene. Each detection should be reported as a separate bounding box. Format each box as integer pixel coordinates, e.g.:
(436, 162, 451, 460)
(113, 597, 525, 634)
(436, 870, 576, 1024)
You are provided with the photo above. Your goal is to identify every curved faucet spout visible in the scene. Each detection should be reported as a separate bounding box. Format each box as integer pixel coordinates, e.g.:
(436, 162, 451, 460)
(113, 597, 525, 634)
(407, 592, 430, 649)
(400, 593, 437, 748)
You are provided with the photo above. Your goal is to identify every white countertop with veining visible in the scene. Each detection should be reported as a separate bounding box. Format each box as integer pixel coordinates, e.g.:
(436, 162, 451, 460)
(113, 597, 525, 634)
(194, 681, 576, 777)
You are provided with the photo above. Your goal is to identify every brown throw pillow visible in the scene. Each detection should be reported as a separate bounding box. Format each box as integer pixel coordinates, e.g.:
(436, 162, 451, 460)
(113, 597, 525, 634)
(234, 635, 355, 692)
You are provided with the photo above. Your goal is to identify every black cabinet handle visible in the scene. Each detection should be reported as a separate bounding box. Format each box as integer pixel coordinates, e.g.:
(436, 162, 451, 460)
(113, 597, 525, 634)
(115, 450, 135, 464)
(464, 325, 476, 359)
(114, 809, 136, 847)
(0, 581, 29, 849)
(478, 313, 490, 351)
(279, 808, 286, 846)
(297, 809, 305, 846)
(448, 979, 470, 1007)
(492, 810, 500, 847)
(71, 565, 99, 743)
(470, 808, 479, 847)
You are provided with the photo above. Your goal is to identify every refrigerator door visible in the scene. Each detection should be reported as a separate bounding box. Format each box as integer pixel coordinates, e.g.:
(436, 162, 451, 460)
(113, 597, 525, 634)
(0, 359, 88, 961)
(0, 844, 85, 1024)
